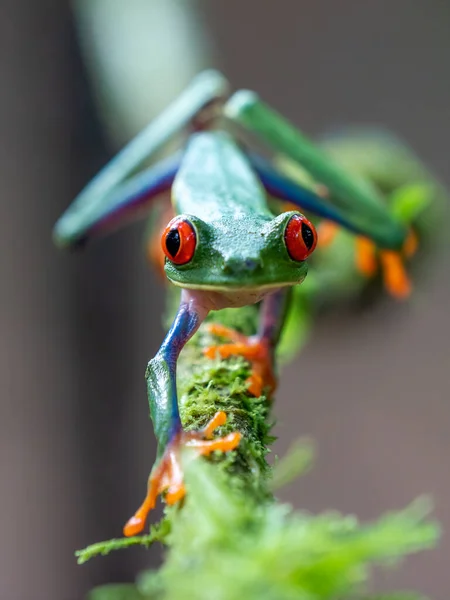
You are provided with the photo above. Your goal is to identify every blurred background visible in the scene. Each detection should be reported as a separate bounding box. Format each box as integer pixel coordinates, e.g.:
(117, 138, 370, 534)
(0, 1, 449, 598)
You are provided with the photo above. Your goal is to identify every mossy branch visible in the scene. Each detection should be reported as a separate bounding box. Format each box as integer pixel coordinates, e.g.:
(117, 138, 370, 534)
(82, 295, 439, 600)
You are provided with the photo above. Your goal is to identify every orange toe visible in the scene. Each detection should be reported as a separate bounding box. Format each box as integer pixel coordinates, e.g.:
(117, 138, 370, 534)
(403, 229, 418, 259)
(354, 235, 413, 300)
(317, 221, 339, 248)
(247, 373, 263, 397)
(187, 431, 242, 454)
(123, 515, 147, 538)
(205, 323, 246, 343)
(203, 410, 227, 438)
(165, 482, 186, 505)
(380, 251, 412, 300)
(123, 477, 159, 537)
(204, 327, 276, 398)
(123, 412, 241, 537)
(355, 236, 378, 277)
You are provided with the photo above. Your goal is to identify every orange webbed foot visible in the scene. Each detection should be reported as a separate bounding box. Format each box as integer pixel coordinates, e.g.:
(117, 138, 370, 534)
(403, 229, 418, 259)
(204, 324, 276, 397)
(380, 250, 412, 300)
(355, 233, 415, 300)
(355, 236, 378, 277)
(123, 411, 241, 537)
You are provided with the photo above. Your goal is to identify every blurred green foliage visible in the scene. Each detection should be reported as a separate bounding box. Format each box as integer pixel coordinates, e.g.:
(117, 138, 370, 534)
(87, 456, 438, 600)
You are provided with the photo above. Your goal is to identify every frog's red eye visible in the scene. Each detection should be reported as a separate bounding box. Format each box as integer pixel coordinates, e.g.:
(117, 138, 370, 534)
(285, 214, 317, 261)
(161, 217, 196, 265)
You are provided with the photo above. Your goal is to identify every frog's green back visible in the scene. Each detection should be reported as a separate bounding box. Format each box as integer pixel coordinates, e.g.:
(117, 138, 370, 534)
(172, 131, 273, 221)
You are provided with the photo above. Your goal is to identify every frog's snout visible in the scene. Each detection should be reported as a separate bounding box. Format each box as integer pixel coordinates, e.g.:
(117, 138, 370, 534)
(223, 256, 262, 275)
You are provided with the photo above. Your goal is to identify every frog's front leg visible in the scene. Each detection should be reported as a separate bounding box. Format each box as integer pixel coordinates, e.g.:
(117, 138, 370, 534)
(123, 289, 241, 537)
(204, 290, 288, 398)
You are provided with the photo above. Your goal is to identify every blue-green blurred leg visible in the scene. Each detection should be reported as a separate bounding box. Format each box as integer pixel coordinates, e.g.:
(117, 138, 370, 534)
(60, 152, 181, 246)
(54, 70, 229, 248)
(225, 91, 407, 251)
(124, 289, 241, 537)
(205, 289, 289, 397)
(248, 153, 359, 233)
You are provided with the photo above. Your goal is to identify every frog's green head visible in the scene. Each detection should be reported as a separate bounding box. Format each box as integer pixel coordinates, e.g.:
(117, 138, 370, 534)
(161, 211, 317, 294)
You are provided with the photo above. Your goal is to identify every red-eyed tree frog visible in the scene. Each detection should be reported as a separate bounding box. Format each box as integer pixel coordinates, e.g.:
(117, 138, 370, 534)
(53, 70, 413, 537)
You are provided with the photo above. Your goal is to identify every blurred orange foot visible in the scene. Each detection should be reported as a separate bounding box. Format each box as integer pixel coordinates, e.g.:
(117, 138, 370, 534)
(379, 250, 411, 300)
(317, 220, 340, 248)
(123, 411, 241, 537)
(354, 234, 414, 300)
(403, 229, 418, 259)
(204, 324, 276, 397)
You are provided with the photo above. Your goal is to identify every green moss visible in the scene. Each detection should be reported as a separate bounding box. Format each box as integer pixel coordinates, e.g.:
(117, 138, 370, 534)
(177, 333, 274, 492)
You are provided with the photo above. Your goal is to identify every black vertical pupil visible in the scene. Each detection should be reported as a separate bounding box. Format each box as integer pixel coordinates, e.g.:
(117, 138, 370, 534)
(166, 228, 181, 257)
(301, 222, 314, 250)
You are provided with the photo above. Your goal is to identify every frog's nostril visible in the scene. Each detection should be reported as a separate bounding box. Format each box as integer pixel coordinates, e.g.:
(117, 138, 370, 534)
(223, 257, 260, 274)
(244, 259, 259, 272)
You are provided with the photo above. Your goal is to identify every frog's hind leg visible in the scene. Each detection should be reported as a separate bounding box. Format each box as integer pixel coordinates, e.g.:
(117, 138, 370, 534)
(204, 290, 288, 398)
(54, 70, 229, 249)
(318, 129, 431, 298)
(243, 119, 418, 300)
(247, 153, 360, 234)
(123, 289, 241, 537)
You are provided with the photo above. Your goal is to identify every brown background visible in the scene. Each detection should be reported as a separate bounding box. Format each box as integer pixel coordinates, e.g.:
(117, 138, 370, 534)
(0, 1, 449, 599)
